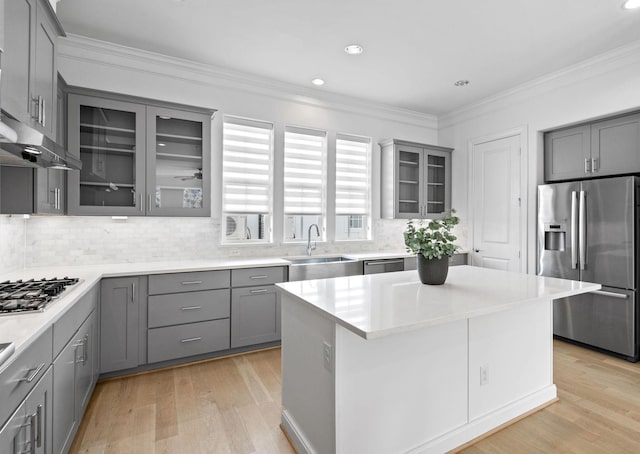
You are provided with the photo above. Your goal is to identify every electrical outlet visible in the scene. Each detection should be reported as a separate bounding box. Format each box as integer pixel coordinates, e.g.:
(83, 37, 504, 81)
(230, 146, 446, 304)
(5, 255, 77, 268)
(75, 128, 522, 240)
(322, 342, 333, 372)
(480, 365, 489, 386)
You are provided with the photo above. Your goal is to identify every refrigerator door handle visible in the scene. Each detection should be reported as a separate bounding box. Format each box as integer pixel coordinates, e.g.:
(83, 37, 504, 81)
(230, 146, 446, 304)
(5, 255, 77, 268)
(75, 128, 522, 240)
(579, 190, 587, 270)
(591, 290, 629, 299)
(571, 191, 578, 269)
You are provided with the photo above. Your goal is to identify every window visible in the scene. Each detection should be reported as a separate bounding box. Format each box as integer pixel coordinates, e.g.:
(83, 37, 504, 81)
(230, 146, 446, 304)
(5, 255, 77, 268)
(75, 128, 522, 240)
(222, 116, 273, 243)
(335, 134, 371, 241)
(283, 126, 327, 242)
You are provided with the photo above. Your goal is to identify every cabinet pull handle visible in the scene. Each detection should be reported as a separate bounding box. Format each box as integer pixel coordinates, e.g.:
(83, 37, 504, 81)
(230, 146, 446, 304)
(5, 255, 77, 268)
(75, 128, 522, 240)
(42, 98, 46, 127)
(584, 158, 591, 173)
(181, 280, 203, 285)
(181, 306, 202, 311)
(35, 404, 42, 448)
(83, 334, 89, 365)
(250, 289, 268, 294)
(365, 260, 404, 266)
(180, 337, 202, 343)
(31, 96, 40, 122)
(591, 158, 598, 172)
(132, 282, 136, 303)
(139, 193, 143, 212)
(19, 363, 45, 383)
(250, 275, 268, 280)
(148, 194, 151, 212)
(38, 96, 43, 125)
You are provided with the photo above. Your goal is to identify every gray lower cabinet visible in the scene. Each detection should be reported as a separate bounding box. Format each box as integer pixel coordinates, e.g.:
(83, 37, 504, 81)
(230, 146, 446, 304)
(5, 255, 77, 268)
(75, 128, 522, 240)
(0, 348, 53, 454)
(147, 270, 231, 364)
(231, 285, 281, 348)
(0, 400, 27, 454)
(230, 266, 286, 348)
(25, 366, 53, 454)
(100, 277, 141, 373)
(148, 319, 230, 363)
(51, 286, 99, 454)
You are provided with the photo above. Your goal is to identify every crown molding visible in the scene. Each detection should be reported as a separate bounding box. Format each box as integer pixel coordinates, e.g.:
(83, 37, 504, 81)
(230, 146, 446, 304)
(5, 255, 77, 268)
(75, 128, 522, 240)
(58, 34, 438, 130)
(439, 39, 640, 130)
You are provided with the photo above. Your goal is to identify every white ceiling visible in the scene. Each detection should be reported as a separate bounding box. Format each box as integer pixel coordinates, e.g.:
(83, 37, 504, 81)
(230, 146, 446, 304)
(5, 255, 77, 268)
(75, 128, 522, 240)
(56, 0, 640, 115)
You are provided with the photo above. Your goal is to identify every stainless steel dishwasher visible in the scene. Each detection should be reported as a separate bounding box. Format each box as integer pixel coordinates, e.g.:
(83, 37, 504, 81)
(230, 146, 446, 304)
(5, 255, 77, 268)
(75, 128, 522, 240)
(363, 258, 405, 274)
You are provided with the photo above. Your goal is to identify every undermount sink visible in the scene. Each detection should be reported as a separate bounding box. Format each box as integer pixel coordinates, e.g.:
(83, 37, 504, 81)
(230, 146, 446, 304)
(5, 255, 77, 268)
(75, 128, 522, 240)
(285, 256, 363, 281)
(285, 256, 356, 265)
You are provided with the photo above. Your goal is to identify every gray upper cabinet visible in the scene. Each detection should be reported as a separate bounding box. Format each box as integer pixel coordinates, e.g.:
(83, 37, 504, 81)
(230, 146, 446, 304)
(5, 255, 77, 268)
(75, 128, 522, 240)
(2, 0, 64, 141)
(544, 112, 640, 182)
(67, 90, 214, 216)
(67, 94, 147, 215)
(544, 125, 591, 182)
(146, 106, 211, 216)
(591, 113, 640, 177)
(380, 139, 453, 219)
(100, 277, 141, 373)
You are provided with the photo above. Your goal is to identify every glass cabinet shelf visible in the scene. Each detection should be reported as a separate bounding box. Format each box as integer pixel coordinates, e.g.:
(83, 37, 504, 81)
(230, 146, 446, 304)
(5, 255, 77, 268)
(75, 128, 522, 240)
(68, 91, 214, 216)
(381, 139, 452, 219)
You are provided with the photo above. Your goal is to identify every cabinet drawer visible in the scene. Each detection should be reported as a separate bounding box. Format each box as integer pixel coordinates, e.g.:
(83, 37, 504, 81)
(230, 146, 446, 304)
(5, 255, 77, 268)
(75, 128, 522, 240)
(231, 267, 286, 287)
(0, 326, 52, 427)
(148, 270, 230, 295)
(148, 289, 230, 328)
(147, 319, 230, 363)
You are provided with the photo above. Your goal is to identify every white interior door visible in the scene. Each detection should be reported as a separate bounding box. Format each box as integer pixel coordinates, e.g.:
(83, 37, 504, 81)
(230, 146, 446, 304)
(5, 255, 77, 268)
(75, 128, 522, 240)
(471, 134, 523, 271)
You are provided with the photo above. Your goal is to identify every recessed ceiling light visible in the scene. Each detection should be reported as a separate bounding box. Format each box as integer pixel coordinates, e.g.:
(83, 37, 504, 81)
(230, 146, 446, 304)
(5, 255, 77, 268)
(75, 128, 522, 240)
(623, 0, 640, 9)
(454, 80, 470, 87)
(311, 78, 325, 86)
(344, 44, 364, 55)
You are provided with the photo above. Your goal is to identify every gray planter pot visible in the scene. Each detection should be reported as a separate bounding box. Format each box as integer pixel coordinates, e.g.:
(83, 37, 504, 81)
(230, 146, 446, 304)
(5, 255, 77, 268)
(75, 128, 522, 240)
(417, 254, 449, 285)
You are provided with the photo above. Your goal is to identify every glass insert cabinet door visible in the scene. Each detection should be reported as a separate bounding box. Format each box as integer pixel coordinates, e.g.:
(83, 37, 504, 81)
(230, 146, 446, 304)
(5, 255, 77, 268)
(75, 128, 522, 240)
(67, 94, 146, 215)
(146, 107, 211, 217)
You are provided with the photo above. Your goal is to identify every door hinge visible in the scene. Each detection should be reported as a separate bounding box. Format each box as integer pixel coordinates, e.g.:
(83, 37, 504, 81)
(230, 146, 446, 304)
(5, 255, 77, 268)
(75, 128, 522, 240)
(517, 197, 521, 207)
(518, 250, 521, 259)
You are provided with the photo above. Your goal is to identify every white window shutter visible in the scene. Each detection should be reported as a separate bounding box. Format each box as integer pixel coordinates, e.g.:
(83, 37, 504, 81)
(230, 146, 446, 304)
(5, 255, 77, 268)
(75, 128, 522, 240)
(284, 127, 327, 215)
(335, 135, 370, 216)
(222, 117, 273, 214)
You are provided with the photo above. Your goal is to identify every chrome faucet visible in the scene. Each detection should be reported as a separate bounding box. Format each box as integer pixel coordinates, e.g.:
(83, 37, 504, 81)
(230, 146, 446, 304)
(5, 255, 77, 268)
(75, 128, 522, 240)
(306, 224, 320, 256)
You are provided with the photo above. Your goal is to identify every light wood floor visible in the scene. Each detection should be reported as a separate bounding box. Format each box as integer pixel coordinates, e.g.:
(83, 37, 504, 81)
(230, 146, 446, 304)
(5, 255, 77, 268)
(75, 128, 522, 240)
(71, 340, 640, 454)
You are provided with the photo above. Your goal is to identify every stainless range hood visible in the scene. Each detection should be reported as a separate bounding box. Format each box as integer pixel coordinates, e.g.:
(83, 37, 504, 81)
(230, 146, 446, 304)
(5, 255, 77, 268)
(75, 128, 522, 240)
(0, 111, 82, 170)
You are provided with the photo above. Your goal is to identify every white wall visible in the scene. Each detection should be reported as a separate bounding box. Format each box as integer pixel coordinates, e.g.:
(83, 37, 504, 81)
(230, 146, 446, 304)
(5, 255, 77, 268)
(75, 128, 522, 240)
(440, 40, 640, 273)
(1, 35, 445, 268)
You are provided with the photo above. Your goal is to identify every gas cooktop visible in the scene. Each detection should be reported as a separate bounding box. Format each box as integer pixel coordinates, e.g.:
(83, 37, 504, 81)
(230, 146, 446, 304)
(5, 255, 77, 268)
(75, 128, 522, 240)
(0, 277, 80, 315)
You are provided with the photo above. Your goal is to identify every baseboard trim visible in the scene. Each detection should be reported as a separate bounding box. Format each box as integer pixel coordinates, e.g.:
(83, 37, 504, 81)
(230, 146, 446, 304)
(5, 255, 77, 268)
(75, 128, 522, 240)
(281, 410, 316, 454)
(407, 385, 558, 454)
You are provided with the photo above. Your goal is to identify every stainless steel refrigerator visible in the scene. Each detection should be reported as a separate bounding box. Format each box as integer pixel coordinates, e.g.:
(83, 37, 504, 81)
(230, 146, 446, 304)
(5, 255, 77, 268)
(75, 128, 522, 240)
(538, 176, 638, 362)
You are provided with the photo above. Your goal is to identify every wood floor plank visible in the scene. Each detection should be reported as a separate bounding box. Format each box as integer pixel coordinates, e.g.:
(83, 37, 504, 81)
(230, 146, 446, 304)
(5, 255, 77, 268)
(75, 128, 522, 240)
(71, 342, 640, 454)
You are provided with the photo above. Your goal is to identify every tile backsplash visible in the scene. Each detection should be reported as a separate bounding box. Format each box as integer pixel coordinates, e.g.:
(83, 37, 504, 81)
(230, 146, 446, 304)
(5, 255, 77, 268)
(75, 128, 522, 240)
(0, 216, 26, 273)
(0, 215, 467, 270)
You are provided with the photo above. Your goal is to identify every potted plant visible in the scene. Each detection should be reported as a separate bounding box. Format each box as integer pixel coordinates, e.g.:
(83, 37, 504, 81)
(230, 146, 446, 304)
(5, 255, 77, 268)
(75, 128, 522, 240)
(404, 212, 460, 285)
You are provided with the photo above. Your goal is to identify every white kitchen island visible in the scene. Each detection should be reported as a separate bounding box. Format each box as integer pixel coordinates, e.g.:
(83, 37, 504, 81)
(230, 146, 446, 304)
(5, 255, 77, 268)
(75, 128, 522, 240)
(275, 266, 600, 454)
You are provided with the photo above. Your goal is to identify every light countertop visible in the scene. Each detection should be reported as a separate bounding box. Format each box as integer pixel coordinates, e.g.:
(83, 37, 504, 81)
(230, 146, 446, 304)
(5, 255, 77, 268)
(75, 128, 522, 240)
(276, 265, 601, 339)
